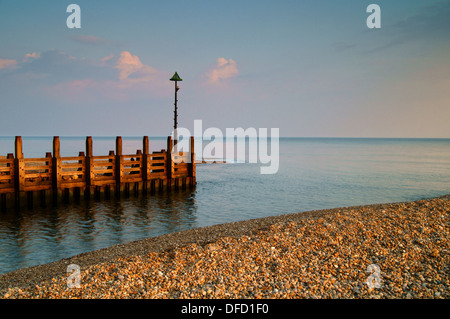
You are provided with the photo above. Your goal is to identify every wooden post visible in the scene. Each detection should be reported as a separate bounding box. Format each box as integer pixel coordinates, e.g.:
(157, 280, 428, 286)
(116, 136, 123, 156)
(15, 136, 23, 160)
(116, 136, 123, 187)
(14, 136, 25, 194)
(86, 137, 93, 157)
(190, 136, 196, 185)
(53, 136, 60, 158)
(52, 136, 62, 193)
(142, 136, 149, 182)
(85, 136, 93, 188)
(167, 136, 173, 181)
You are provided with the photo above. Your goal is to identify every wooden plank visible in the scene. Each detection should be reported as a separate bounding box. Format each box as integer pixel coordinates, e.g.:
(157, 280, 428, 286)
(148, 159, 166, 165)
(122, 155, 142, 159)
(60, 181, 86, 188)
(149, 165, 165, 171)
(61, 156, 84, 161)
(175, 162, 188, 167)
(148, 173, 166, 179)
(24, 166, 51, 172)
(122, 176, 143, 183)
(123, 163, 141, 168)
(90, 179, 116, 186)
(24, 181, 53, 187)
(0, 175, 13, 180)
(123, 167, 141, 173)
(61, 171, 84, 176)
(61, 163, 84, 169)
(92, 169, 114, 175)
(23, 158, 51, 163)
(0, 187, 15, 193)
(23, 185, 53, 191)
(25, 173, 52, 179)
(92, 155, 115, 160)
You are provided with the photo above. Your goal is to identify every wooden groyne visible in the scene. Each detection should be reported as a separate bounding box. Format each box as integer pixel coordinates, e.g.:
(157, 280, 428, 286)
(0, 136, 196, 210)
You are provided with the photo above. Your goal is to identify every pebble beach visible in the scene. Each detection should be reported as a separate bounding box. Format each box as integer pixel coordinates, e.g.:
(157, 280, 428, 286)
(1, 195, 449, 299)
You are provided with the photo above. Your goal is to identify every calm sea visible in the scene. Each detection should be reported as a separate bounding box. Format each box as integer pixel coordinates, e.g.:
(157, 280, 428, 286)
(0, 136, 449, 274)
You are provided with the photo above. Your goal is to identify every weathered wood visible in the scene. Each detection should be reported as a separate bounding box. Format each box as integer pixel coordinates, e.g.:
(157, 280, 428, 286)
(15, 137, 23, 160)
(149, 159, 166, 164)
(116, 136, 122, 156)
(86, 136, 93, 157)
(94, 169, 115, 175)
(22, 158, 50, 163)
(190, 136, 196, 180)
(53, 136, 60, 158)
(61, 156, 85, 162)
(25, 173, 53, 179)
(61, 163, 84, 169)
(85, 137, 93, 187)
(52, 137, 62, 192)
(1, 135, 196, 209)
(123, 167, 141, 173)
(142, 136, 149, 182)
(14, 155, 25, 193)
(167, 136, 173, 180)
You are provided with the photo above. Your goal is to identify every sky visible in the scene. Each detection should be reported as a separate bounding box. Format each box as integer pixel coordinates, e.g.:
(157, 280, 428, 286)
(0, 0, 449, 137)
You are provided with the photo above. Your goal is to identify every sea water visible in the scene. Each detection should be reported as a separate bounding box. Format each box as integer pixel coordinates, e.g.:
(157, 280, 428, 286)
(0, 137, 449, 274)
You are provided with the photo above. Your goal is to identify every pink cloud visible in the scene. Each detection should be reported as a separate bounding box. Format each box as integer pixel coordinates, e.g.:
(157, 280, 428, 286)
(115, 51, 159, 83)
(207, 57, 239, 83)
(100, 53, 114, 66)
(47, 79, 130, 101)
(24, 52, 40, 61)
(72, 34, 108, 45)
(45, 51, 171, 102)
(0, 58, 17, 69)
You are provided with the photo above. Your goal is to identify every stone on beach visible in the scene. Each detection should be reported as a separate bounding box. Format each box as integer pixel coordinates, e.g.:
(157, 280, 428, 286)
(1, 195, 449, 299)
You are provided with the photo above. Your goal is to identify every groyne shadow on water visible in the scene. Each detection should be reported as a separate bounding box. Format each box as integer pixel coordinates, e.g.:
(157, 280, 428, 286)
(0, 188, 198, 274)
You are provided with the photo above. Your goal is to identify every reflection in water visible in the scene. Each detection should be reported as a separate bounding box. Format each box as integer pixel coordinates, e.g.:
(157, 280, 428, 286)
(1, 137, 450, 275)
(0, 189, 197, 274)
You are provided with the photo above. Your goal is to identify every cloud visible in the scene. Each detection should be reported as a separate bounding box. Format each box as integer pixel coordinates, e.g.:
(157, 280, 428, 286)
(71, 34, 109, 45)
(100, 53, 114, 66)
(0, 58, 17, 69)
(331, 42, 356, 52)
(392, 1, 450, 40)
(40, 50, 170, 101)
(364, 1, 450, 54)
(13, 49, 103, 83)
(23, 52, 40, 61)
(115, 51, 159, 83)
(207, 57, 239, 83)
(1, 49, 171, 103)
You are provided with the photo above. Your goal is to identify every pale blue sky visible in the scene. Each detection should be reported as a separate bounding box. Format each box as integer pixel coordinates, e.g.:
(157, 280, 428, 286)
(0, 0, 449, 137)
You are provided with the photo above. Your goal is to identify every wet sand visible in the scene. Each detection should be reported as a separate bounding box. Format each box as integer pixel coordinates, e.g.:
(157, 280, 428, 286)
(1, 195, 449, 299)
